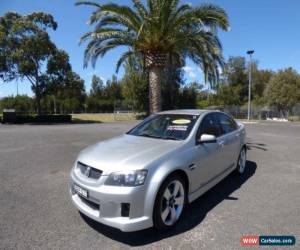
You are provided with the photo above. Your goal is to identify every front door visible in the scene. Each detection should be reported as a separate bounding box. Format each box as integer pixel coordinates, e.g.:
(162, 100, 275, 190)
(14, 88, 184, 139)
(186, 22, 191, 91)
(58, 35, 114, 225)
(189, 113, 224, 193)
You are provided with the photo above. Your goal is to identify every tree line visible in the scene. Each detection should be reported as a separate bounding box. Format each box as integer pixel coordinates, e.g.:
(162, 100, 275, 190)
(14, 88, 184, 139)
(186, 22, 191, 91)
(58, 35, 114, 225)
(1, 5, 299, 117)
(0, 9, 201, 114)
(2, 54, 300, 116)
(198, 56, 300, 116)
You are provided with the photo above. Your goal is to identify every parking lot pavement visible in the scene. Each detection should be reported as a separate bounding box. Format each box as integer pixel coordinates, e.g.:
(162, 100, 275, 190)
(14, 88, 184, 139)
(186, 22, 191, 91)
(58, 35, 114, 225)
(0, 121, 299, 250)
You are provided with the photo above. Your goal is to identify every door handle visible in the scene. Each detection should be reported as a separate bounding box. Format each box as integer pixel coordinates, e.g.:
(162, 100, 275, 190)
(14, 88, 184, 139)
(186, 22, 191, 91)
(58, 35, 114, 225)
(188, 163, 195, 170)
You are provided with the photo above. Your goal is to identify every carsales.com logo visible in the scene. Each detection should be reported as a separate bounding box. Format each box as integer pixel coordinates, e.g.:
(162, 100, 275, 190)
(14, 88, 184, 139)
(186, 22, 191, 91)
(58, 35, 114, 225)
(241, 236, 259, 246)
(241, 235, 296, 246)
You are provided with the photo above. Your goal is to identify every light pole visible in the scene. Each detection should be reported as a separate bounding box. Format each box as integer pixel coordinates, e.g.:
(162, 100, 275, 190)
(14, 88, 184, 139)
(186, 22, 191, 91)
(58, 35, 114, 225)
(247, 50, 254, 120)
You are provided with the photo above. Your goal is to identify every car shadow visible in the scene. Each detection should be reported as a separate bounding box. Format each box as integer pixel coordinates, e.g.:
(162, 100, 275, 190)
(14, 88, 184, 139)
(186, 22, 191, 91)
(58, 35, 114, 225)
(246, 138, 267, 151)
(80, 160, 257, 246)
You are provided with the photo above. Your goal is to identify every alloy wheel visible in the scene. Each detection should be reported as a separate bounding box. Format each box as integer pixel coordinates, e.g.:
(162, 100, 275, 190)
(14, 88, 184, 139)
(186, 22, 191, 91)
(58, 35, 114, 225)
(238, 148, 247, 174)
(160, 180, 185, 226)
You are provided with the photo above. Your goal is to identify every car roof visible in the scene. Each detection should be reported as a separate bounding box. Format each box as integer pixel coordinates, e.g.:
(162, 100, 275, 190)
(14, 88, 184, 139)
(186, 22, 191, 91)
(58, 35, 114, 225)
(157, 109, 218, 116)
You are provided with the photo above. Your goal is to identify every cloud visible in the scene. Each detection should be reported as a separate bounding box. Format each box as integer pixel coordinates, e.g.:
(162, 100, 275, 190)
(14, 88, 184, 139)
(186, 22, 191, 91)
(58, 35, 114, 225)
(100, 76, 106, 83)
(197, 65, 223, 75)
(183, 66, 197, 79)
(86, 70, 106, 83)
(87, 70, 97, 78)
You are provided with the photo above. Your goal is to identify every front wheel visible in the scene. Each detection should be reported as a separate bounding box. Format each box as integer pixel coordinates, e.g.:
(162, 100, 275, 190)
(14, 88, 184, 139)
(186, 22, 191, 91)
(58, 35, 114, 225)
(153, 175, 186, 229)
(236, 147, 247, 174)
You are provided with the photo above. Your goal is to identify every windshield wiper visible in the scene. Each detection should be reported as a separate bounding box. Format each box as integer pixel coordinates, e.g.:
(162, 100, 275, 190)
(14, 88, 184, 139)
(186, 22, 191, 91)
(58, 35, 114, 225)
(138, 133, 181, 141)
(138, 133, 162, 139)
(162, 136, 181, 141)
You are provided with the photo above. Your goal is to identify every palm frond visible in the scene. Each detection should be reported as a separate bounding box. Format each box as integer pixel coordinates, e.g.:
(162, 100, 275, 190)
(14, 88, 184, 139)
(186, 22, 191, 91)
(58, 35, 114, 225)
(77, 0, 229, 88)
(181, 4, 229, 31)
(133, 0, 148, 19)
(75, 1, 101, 8)
(99, 3, 141, 30)
(115, 50, 136, 73)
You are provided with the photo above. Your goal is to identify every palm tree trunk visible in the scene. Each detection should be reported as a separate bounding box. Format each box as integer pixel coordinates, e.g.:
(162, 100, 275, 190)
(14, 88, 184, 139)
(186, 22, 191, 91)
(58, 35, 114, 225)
(146, 52, 167, 113)
(149, 66, 162, 113)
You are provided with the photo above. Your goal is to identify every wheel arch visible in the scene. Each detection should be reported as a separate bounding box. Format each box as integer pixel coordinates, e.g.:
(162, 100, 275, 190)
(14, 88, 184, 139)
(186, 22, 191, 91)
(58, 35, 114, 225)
(166, 169, 189, 193)
(144, 167, 190, 224)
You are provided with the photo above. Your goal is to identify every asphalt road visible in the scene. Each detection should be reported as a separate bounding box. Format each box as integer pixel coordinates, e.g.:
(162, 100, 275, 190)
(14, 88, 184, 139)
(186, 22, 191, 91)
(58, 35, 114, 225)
(0, 121, 299, 250)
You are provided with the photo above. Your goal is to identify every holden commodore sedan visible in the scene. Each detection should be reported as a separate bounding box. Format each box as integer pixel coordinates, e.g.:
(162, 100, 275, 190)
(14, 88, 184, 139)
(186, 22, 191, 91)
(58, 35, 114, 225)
(70, 110, 246, 232)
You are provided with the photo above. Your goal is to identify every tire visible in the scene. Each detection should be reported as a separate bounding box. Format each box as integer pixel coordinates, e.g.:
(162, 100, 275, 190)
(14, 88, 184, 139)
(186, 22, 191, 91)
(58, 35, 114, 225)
(235, 147, 247, 175)
(153, 174, 187, 230)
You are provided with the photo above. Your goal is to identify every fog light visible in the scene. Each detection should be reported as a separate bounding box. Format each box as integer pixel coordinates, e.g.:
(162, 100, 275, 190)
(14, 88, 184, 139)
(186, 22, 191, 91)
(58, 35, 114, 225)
(121, 203, 130, 217)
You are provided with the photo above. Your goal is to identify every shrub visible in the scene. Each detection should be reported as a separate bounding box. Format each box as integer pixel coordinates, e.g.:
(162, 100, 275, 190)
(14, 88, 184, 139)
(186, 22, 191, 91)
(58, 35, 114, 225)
(4, 114, 72, 124)
(288, 116, 300, 122)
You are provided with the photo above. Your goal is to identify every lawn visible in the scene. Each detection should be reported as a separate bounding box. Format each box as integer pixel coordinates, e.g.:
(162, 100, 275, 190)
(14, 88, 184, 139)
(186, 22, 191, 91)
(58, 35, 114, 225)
(72, 113, 137, 123)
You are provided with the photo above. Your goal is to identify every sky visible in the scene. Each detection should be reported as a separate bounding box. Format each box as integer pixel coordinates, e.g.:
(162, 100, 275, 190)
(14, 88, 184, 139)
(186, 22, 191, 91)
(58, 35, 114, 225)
(1, 0, 300, 97)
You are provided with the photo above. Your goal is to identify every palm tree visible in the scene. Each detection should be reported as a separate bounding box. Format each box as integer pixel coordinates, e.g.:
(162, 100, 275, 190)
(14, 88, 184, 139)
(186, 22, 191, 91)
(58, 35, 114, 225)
(77, 0, 229, 113)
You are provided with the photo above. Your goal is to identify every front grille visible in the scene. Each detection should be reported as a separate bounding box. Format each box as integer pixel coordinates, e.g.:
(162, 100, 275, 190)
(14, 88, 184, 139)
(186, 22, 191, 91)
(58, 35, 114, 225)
(77, 161, 102, 180)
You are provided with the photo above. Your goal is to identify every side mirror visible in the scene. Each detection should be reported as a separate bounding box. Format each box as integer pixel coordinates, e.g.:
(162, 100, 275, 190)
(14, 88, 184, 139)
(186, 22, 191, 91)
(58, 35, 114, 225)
(198, 134, 217, 144)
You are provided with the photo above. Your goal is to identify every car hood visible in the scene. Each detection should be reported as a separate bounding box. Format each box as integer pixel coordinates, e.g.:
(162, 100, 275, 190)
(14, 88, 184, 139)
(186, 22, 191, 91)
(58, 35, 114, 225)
(77, 134, 182, 174)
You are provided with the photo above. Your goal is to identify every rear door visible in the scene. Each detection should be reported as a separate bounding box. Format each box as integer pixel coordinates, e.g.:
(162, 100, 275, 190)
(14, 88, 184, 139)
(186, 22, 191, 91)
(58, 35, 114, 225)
(214, 113, 240, 170)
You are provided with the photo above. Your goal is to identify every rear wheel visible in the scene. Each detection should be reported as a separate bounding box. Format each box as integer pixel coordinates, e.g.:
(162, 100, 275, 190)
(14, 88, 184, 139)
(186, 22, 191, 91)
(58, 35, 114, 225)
(236, 147, 247, 174)
(153, 175, 186, 229)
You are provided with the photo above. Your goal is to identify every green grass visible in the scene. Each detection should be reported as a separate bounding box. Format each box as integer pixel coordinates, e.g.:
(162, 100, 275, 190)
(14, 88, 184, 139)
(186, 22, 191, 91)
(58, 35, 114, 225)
(72, 113, 137, 123)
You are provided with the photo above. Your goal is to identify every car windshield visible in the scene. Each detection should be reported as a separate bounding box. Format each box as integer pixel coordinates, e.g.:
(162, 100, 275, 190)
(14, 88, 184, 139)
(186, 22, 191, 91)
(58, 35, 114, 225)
(127, 114, 199, 140)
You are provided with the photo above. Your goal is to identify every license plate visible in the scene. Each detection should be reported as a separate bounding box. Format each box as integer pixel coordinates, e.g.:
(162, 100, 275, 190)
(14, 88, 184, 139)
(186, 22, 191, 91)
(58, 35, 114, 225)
(74, 184, 88, 198)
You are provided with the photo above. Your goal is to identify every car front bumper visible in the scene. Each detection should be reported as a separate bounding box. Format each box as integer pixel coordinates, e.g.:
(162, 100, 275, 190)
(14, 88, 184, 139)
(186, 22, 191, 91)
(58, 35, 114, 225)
(69, 170, 153, 232)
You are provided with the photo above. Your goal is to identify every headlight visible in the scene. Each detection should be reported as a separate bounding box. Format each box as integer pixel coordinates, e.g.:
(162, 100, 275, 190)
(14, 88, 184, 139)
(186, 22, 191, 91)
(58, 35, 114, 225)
(105, 170, 148, 186)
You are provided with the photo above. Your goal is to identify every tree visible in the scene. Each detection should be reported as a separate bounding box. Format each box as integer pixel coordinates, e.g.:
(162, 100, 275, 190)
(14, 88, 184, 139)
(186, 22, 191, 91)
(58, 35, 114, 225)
(47, 71, 86, 114)
(0, 12, 64, 114)
(90, 74, 104, 96)
(104, 75, 122, 101)
(251, 66, 273, 105)
(77, 0, 229, 113)
(265, 68, 300, 113)
(120, 56, 148, 112)
(220, 56, 248, 105)
(217, 56, 274, 107)
(162, 62, 183, 110)
(0, 95, 34, 113)
(178, 82, 200, 108)
(86, 74, 122, 113)
(214, 84, 239, 106)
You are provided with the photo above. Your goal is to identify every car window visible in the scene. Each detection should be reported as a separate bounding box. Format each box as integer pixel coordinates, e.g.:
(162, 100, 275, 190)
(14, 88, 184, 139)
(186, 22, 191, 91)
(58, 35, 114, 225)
(197, 113, 221, 138)
(216, 113, 238, 135)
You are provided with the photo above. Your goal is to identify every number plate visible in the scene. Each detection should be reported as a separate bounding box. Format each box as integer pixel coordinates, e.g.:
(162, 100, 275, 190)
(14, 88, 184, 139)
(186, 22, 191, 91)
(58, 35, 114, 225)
(74, 184, 88, 198)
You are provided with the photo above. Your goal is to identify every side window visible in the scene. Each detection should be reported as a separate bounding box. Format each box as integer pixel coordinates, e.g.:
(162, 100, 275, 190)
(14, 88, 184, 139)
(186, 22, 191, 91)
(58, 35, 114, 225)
(197, 114, 220, 138)
(216, 113, 238, 135)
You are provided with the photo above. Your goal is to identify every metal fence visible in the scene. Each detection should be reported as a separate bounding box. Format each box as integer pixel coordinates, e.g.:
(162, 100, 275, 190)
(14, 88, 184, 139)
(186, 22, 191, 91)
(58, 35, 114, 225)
(218, 104, 300, 120)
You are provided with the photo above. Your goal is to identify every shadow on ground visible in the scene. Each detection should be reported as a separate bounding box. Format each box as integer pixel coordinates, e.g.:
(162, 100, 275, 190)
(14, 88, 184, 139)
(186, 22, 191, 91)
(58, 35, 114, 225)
(72, 119, 102, 124)
(247, 138, 267, 151)
(1, 120, 102, 125)
(80, 160, 257, 247)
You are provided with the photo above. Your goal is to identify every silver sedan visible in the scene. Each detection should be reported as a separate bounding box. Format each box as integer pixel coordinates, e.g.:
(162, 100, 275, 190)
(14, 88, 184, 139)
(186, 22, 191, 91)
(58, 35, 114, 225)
(70, 109, 247, 232)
